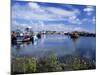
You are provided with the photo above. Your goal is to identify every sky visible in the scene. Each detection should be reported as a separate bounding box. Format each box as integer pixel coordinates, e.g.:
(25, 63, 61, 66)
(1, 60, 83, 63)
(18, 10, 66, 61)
(11, 0, 96, 33)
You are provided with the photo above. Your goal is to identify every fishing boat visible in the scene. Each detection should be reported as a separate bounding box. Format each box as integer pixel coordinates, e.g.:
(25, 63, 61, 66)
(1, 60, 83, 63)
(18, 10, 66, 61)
(16, 36, 31, 42)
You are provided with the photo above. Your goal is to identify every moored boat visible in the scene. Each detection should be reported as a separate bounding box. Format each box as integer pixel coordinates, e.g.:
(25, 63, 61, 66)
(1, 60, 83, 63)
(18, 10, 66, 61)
(16, 36, 31, 42)
(70, 33, 79, 39)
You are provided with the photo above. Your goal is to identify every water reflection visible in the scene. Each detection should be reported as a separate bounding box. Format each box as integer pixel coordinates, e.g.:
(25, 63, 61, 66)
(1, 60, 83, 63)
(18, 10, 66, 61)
(40, 34, 46, 45)
(33, 40, 38, 45)
(71, 37, 79, 50)
(11, 35, 96, 60)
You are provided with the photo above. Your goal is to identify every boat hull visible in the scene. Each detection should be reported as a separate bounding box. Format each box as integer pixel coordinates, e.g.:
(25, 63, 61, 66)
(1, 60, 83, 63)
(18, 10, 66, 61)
(17, 38, 31, 42)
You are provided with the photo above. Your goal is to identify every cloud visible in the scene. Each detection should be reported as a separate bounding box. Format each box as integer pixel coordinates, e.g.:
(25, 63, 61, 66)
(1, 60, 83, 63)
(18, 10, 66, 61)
(68, 16, 82, 25)
(83, 6, 94, 15)
(12, 2, 95, 32)
(12, 2, 82, 24)
(28, 2, 40, 9)
(12, 3, 62, 21)
(73, 27, 85, 31)
(12, 19, 85, 32)
(45, 7, 80, 17)
(84, 6, 94, 12)
(43, 23, 85, 32)
(92, 17, 96, 24)
(82, 16, 96, 25)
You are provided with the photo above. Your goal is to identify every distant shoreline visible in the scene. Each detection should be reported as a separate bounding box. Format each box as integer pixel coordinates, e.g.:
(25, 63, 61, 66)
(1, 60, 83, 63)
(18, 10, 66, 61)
(40, 31, 96, 37)
(11, 30, 96, 37)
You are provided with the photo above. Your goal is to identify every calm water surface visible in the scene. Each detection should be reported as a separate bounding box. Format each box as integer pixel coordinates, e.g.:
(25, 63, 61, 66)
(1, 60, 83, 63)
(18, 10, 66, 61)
(11, 35, 96, 60)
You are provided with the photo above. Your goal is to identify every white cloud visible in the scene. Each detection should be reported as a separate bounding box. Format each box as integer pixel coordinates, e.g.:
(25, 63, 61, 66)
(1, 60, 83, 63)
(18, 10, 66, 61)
(12, 18, 87, 32)
(12, 2, 90, 32)
(12, 3, 66, 21)
(28, 2, 40, 9)
(12, 2, 82, 23)
(87, 12, 92, 16)
(82, 16, 96, 25)
(83, 6, 94, 15)
(32, 23, 85, 32)
(68, 16, 82, 25)
(84, 6, 94, 12)
(92, 17, 96, 24)
(45, 7, 80, 17)
(73, 27, 84, 31)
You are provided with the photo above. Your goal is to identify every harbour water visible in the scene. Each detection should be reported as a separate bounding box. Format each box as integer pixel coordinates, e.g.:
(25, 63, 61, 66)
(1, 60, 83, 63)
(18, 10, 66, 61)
(11, 34, 96, 61)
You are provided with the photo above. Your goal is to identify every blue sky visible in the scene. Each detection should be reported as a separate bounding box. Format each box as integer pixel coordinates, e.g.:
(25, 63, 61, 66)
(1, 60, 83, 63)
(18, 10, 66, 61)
(11, 0, 96, 32)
